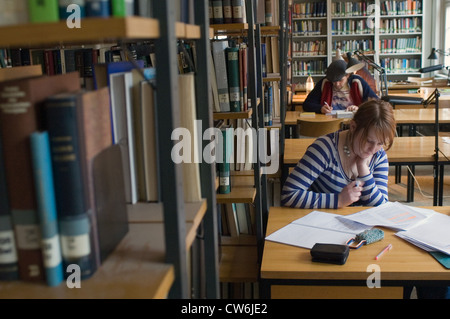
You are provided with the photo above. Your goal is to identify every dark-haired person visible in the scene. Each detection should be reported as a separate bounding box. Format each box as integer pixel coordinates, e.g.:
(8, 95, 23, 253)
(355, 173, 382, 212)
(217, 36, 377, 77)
(303, 59, 378, 114)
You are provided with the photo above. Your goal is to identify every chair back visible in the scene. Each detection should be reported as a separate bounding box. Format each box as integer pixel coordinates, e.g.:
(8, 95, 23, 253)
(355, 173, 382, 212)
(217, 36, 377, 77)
(298, 118, 344, 137)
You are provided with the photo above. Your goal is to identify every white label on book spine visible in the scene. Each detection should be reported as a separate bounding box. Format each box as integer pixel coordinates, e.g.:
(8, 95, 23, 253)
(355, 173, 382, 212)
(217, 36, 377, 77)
(0, 230, 18, 263)
(220, 177, 230, 186)
(42, 235, 62, 267)
(15, 224, 41, 249)
(60, 234, 91, 258)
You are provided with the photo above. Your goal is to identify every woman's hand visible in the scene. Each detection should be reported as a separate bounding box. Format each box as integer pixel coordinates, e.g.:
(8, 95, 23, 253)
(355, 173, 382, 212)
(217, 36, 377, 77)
(337, 180, 364, 208)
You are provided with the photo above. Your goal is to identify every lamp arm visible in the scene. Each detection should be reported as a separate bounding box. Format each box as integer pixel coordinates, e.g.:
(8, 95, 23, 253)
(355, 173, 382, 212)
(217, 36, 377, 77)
(354, 50, 385, 74)
(436, 49, 450, 56)
(422, 88, 440, 108)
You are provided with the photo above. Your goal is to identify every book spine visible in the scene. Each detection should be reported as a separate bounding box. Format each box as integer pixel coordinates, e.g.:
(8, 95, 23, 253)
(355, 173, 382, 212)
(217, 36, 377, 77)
(85, 0, 110, 17)
(0, 133, 19, 281)
(219, 127, 233, 194)
(0, 82, 44, 282)
(111, 0, 134, 17)
(223, 0, 233, 24)
(212, 41, 230, 112)
(0, 0, 29, 27)
(30, 131, 64, 286)
(45, 94, 95, 280)
(28, 0, 60, 23)
(212, 0, 224, 24)
(226, 46, 241, 112)
(232, 0, 244, 23)
(58, 0, 86, 19)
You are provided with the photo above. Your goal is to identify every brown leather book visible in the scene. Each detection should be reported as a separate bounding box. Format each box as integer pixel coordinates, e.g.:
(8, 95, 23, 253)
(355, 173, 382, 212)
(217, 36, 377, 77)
(0, 72, 80, 281)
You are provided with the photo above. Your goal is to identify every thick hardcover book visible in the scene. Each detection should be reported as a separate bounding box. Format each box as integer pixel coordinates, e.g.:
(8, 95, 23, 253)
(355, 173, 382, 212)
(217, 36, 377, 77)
(58, 0, 86, 19)
(232, 0, 244, 23)
(85, 0, 110, 17)
(111, 0, 134, 16)
(212, 0, 224, 24)
(0, 72, 80, 282)
(45, 91, 95, 280)
(212, 41, 231, 112)
(219, 125, 233, 194)
(223, 0, 233, 23)
(74, 88, 112, 269)
(92, 144, 129, 263)
(28, 0, 60, 23)
(30, 131, 64, 286)
(178, 73, 202, 202)
(0, 133, 19, 281)
(93, 60, 145, 90)
(226, 45, 241, 112)
(109, 71, 138, 204)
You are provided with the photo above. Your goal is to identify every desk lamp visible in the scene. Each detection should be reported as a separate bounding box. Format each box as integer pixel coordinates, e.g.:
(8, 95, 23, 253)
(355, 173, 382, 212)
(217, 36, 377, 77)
(421, 48, 450, 85)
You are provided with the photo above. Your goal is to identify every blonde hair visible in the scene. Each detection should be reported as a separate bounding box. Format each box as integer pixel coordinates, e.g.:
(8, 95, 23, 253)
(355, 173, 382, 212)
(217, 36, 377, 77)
(350, 99, 396, 151)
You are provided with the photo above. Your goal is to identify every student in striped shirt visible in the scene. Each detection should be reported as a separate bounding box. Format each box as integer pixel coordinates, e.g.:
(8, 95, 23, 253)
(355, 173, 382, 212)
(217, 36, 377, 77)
(282, 99, 396, 209)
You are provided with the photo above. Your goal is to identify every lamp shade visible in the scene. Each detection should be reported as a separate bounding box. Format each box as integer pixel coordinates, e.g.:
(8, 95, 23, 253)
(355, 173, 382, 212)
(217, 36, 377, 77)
(345, 52, 365, 73)
(428, 48, 438, 60)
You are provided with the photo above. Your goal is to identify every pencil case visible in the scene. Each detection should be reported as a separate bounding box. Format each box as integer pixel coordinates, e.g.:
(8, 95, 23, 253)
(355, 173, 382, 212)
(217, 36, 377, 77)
(346, 228, 384, 249)
(310, 243, 349, 265)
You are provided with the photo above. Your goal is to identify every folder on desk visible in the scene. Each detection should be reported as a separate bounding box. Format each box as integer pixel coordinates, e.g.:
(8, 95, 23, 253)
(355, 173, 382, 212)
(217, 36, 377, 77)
(430, 252, 450, 269)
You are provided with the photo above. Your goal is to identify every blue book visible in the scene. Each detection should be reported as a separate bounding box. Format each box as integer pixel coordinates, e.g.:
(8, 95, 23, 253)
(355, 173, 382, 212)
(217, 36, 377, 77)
(30, 131, 64, 286)
(85, 0, 110, 17)
(93, 60, 145, 89)
(58, 0, 86, 20)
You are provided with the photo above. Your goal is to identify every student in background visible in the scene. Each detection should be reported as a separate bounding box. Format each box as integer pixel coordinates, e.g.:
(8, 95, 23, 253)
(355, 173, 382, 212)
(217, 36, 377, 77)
(281, 99, 396, 209)
(303, 59, 378, 114)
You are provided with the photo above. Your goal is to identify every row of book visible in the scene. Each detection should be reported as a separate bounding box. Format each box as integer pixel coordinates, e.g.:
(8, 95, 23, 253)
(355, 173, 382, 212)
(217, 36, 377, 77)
(292, 20, 324, 36)
(332, 39, 374, 53)
(379, 17, 422, 34)
(379, 37, 422, 54)
(209, 0, 279, 26)
(380, 0, 422, 16)
(219, 203, 256, 237)
(0, 68, 129, 285)
(292, 40, 327, 58)
(331, 19, 374, 35)
(380, 57, 421, 73)
(0, 43, 156, 89)
(0, 0, 153, 27)
(292, 59, 326, 77)
(291, 2, 327, 19)
(331, 1, 373, 17)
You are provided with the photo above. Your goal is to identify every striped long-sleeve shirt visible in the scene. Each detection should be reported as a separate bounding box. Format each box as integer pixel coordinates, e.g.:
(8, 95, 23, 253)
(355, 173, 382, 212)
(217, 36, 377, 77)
(281, 131, 389, 209)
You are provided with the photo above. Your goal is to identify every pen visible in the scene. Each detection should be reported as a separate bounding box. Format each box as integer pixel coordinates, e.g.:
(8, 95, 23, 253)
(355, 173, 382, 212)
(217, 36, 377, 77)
(375, 244, 392, 260)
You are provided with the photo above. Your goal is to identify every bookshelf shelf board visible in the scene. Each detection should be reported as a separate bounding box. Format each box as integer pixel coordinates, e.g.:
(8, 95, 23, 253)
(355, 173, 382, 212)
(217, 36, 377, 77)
(127, 200, 207, 250)
(213, 108, 252, 120)
(0, 223, 174, 299)
(0, 17, 159, 48)
(176, 22, 201, 39)
(216, 186, 256, 204)
(211, 23, 249, 33)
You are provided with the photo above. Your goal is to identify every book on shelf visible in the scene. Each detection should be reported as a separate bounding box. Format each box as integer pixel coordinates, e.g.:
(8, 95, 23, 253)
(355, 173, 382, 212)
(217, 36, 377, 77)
(239, 43, 248, 111)
(219, 125, 233, 194)
(139, 79, 160, 202)
(30, 131, 64, 287)
(109, 71, 138, 204)
(178, 73, 202, 202)
(0, 133, 19, 281)
(226, 43, 241, 112)
(45, 91, 97, 280)
(223, 0, 233, 24)
(232, 0, 245, 23)
(211, 40, 231, 112)
(93, 60, 145, 91)
(58, 0, 86, 19)
(0, 71, 81, 282)
(85, 0, 110, 17)
(0, 0, 28, 27)
(28, 0, 60, 23)
(208, 48, 221, 112)
(111, 0, 134, 17)
(134, 0, 153, 17)
(212, 0, 224, 24)
(92, 144, 129, 263)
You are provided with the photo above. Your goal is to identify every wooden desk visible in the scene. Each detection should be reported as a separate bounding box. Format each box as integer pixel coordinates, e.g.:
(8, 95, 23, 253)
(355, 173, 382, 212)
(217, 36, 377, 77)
(394, 108, 450, 136)
(283, 136, 450, 204)
(260, 206, 450, 299)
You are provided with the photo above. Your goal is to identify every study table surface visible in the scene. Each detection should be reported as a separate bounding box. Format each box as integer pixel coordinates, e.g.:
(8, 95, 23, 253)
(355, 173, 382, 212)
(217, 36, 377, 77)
(260, 206, 450, 298)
